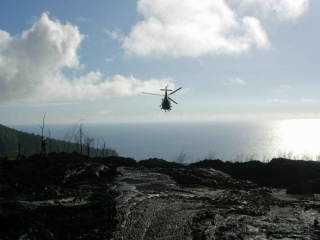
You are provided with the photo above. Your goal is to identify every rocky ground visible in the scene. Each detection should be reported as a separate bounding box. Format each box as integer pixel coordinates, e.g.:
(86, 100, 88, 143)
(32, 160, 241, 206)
(1, 154, 320, 239)
(0, 153, 119, 240)
(113, 167, 320, 239)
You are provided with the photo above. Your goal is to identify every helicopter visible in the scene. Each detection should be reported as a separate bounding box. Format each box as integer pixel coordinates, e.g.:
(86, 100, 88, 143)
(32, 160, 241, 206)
(142, 86, 182, 111)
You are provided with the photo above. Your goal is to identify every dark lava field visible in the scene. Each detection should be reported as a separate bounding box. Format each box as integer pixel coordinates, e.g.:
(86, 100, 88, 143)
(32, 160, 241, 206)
(1, 153, 320, 239)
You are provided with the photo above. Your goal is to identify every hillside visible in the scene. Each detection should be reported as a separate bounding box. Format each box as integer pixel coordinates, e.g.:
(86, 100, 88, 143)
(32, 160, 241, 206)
(2, 154, 320, 239)
(0, 124, 117, 158)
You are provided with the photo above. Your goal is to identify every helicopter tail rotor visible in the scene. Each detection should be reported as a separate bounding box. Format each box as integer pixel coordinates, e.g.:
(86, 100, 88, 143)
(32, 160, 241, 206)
(161, 85, 173, 92)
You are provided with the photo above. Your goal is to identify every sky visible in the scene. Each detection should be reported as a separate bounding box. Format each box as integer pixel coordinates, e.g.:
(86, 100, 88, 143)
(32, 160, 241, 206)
(0, 0, 319, 125)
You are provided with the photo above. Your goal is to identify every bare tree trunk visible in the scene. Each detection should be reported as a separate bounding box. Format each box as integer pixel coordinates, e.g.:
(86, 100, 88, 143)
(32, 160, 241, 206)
(40, 113, 47, 157)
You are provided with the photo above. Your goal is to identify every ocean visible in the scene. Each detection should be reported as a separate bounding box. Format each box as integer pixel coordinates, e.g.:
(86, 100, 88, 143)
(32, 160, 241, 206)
(16, 119, 320, 162)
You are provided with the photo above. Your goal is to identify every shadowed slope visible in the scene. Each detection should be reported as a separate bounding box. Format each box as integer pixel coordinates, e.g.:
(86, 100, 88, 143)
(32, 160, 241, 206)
(0, 124, 117, 158)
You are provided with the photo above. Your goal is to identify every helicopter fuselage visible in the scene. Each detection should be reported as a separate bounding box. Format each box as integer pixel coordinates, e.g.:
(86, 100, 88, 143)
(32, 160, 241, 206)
(142, 86, 181, 111)
(161, 91, 171, 111)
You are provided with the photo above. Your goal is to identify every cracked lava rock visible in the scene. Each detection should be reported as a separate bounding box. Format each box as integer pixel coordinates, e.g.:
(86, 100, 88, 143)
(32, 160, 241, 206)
(1, 154, 320, 239)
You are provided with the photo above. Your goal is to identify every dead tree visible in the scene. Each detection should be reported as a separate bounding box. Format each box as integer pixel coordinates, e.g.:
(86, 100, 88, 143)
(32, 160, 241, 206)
(79, 124, 83, 154)
(17, 142, 22, 160)
(85, 137, 94, 158)
(40, 114, 47, 156)
(47, 129, 51, 153)
(102, 140, 106, 157)
(95, 139, 100, 157)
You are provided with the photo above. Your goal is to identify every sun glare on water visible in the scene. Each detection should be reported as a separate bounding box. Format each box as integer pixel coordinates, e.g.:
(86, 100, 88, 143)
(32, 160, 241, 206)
(274, 119, 320, 159)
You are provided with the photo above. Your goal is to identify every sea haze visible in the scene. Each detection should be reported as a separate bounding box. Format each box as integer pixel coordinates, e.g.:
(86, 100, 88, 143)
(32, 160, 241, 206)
(16, 119, 320, 162)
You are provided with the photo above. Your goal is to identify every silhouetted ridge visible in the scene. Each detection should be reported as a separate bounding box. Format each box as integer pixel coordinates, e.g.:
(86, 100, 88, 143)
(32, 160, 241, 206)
(189, 158, 320, 193)
(139, 158, 184, 169)
(92, 156, 137, 168)
(0, 124, 117, 158)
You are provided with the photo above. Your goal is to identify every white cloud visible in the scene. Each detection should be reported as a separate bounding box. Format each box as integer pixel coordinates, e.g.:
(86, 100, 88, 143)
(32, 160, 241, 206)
(105, 29, 125, 42)
(123, 0, 308, 58)
(238, 0, 309, 20)
(0, 13, 172, 103)
(41, 72, 173, 102)
(279, 84, 292, 89)
(267, 98, 288, 104)
(273, 84, 292, 94)
(223, 78, 247, 86)
(300, 98, 320, 103)
(97, 109, 112, 116)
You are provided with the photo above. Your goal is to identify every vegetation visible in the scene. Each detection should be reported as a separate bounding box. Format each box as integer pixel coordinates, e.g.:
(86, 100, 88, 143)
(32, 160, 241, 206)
(0, 124, 117, 158)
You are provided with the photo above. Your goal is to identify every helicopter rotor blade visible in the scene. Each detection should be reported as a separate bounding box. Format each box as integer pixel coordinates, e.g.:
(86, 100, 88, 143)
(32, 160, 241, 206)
(169, 87, 182, 95)
(169, 97, 178, 104)
(141, 92, 163, 96)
